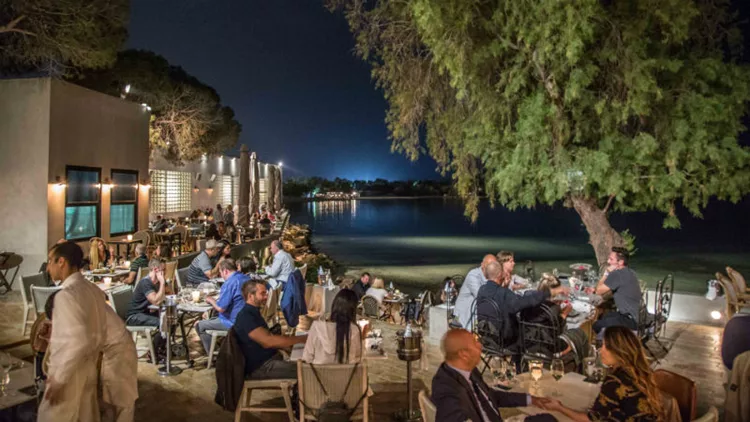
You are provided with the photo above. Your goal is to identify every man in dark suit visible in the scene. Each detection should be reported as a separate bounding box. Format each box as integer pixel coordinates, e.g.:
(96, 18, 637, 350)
(432, 329, 555, 422)
(476, 261, 568, 348)
(352, 272, 371, 300)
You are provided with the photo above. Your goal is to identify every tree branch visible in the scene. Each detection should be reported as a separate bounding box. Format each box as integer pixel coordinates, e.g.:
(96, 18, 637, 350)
(0, 15, 36, 36)
(603, 194, 616, 214)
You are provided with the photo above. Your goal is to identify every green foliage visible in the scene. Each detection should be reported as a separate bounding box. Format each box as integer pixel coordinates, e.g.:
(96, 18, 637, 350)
(619, 229, 638, 258)
(330, 0, 750, 229)
(79, 50, 241, 164)
(0, 0, 128, 76)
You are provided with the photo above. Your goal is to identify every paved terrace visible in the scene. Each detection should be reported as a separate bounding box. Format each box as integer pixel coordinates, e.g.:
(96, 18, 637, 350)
(0, 290, 726, 421)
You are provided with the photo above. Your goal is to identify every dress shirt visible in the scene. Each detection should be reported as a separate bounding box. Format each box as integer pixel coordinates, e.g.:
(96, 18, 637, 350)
(265, 250, 295, 289)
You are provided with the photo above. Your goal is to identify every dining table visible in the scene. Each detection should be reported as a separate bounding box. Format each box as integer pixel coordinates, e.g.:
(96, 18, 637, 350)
(0, 355, 36, 413)
(508, 372, 601, 422)
(83, 268, 130, 280)
(383, 294, 408, 324)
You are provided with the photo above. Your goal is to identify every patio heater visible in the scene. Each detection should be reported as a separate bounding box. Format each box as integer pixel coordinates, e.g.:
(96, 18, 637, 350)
(394, 326, 423, 422)
(158, 295, 182, 376)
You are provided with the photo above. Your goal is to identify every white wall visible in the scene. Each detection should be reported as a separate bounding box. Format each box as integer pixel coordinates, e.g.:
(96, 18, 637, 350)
(0, 79, 52, 277)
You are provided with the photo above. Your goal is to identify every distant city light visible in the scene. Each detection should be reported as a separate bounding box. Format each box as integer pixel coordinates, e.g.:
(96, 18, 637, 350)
(278, 161, 283, 167)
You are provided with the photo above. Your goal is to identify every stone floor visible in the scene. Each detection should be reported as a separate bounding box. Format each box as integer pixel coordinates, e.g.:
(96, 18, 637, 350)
(1, 289, 727, 421)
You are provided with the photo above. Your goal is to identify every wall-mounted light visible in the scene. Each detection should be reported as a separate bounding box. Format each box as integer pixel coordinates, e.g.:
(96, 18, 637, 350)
(139, 179, 151, 190)
(193, 186, 200, 193)
(102, 178, 114, 189)
(53, 176, 67, 192)
(207, 184, 214, 194)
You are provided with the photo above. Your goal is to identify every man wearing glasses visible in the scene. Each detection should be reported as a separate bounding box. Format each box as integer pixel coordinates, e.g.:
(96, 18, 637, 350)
(126, 258, 168, 361)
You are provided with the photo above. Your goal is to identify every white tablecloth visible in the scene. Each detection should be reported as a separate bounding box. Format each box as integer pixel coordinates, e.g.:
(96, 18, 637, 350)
(509, 372, 600, 421)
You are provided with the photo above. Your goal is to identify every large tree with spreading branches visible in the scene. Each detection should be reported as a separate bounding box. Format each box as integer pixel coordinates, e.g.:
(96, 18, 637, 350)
(329, 0, 750, 265)
(80, 50, 241, 164)
(0, 0, 128, 76)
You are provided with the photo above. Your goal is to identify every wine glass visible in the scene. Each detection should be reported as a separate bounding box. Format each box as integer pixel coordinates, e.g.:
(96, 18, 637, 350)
(505, 356, 517, 384)
(0, 353, 12, 397)
(529, 360, 543, 392)
(551, 359, 565, 396)
(489, 358, 507, 386)
(584, 357, 597, 381)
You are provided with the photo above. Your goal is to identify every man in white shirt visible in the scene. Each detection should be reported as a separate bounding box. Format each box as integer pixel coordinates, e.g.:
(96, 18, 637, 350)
(40, 242, 137, 422)
(454, 254, 498, 331)
(265, 239, 294, 289)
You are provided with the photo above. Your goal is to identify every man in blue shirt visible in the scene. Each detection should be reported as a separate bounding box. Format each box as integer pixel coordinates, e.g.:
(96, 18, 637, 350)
(196, 258, 249, 355)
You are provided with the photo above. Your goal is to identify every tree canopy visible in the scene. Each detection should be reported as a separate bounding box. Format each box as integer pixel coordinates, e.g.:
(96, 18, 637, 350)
(0, 0, 128, 76)
(80, 50, 241, 164)
(330, 0, 750, 264)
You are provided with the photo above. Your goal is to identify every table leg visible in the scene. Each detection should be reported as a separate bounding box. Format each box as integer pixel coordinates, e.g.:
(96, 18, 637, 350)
(178, 312, 193, 368)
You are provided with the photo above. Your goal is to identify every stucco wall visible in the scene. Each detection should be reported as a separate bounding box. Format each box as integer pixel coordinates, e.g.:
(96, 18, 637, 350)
(0, 79, 52, 276)
(47, 79, 151, 250)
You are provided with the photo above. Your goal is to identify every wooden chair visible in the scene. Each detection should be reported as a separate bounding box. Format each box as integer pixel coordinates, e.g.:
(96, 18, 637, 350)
(418, 390, 436, 422)
(107, 286, 158, 365)
(297, 361, 369, 422)
(726, 267, 749, 299)
(20, 273, 46, 334)
(692, 407, 718, 422)
(132, 229, 151, 252)
(654, 369, 697, 422)
(234, 378, 295, 422)
(361, 296, 380, 319)
(716, 272, 744, 318)
(262, 286, 281, 326)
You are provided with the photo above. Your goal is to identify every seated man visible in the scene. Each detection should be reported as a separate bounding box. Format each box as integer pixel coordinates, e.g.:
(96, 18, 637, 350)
(476, 261, 567, 350)
(234, 280, 307, 379)
(187, 239, 222, 286)
(352, 272, 371, 301)
(264, 240, 294, 289)
(126, 258, 167, 360)
(196, 258, 249, 355)
(236, 256, 258, 277)
(125, 243, 149, 285)
(593, 247, 642, 333)
(454, 254, 497, 331)
(432, 329, 552, 422)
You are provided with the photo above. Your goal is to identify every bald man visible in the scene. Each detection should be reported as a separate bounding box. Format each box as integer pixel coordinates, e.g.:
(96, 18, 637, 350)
(454, 254, 498, 331)
(431, 329, 551, 422)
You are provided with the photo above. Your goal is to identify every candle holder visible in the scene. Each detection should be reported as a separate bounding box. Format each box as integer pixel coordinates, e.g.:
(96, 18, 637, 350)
(103, 277, 112, 286)
(127, 234, 133, 241)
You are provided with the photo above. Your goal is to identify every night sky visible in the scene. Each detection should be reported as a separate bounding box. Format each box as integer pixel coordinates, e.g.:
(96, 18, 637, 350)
(128, 0, 750, 181)
(127, 0, 439, 181)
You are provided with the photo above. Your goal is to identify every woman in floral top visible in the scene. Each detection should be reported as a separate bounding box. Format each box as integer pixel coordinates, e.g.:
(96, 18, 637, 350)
(544, 326, 665, 421)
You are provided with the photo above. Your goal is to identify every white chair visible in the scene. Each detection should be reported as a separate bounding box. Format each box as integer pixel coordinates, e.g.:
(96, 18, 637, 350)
(135, 266, 146, 283)
(30, 285, 62, 315)
(206, 329, 227, 369)
(106, 286, 158, 365)
(234, 379, 295, 422)
(418, 390, 436, 422)
(20, 273, 46, 334)
(297, 361, 369, 422)
(692, 407, 718, 422)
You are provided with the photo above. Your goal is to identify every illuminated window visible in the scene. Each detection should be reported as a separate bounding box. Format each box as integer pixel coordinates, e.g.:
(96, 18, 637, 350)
(150, 170, 192, 214)
(110, 170, 138, 235)
(218, 176, 240, 206)
(65, 166, 100, 240)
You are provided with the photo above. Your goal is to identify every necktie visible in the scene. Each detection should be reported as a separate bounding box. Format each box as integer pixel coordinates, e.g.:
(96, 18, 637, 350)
(471, 379, 500, 422)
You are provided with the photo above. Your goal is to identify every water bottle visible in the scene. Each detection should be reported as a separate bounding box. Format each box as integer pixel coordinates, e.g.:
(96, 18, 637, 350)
(404, 323, 413, 337)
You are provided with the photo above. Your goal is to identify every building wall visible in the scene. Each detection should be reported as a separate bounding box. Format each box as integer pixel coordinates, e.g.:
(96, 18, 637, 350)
(47, 79, 151, 251)
(0, 79, 52, 276)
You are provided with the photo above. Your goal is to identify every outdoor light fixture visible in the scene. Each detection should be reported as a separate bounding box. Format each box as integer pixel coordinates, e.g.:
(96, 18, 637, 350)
(54, 176, 67, 191)
(102, 178, 114, 189)
(207, 184, 214, 193)
(139, 179, 151, 190)
(193, 186, 200, 193)
(710, 311, 722, 320)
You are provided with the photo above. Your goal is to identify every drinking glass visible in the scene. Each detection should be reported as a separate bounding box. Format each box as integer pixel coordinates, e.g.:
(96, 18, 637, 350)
(505, 357, 517, 384)
(489, 358, 507, 386)
(529, 360, 543, 391)
(551, 359, 565, 396)
(0, 353, 11, 397)
(584, 357, 597, 381)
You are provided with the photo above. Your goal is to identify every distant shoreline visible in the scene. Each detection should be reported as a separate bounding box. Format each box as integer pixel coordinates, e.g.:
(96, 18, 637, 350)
(284, 195, 459, 202)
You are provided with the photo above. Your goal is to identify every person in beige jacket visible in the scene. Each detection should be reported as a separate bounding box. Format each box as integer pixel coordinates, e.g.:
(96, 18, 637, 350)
(302, 289, 362, 364)
(39, 242, 137, 422)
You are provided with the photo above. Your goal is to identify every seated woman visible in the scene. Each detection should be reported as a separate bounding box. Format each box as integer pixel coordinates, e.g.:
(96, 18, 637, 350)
(365, 278, 388, 305)
(89, 238, 114, 269)
(544, 326, 664, 421)
(205, 224, 222, 241)
(302, 289, 362, 364)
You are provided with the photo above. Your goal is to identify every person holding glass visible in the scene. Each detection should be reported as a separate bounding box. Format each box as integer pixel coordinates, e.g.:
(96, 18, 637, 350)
(542, 326, 665, 421)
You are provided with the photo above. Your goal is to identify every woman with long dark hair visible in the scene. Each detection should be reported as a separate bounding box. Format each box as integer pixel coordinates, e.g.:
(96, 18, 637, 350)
(302, 289, 362, 364)
(543, 326, 665, 421)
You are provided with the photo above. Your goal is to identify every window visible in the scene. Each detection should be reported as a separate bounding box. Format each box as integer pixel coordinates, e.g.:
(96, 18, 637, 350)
(65, 166, 101, 240)
(110, 170, 138, 235)
(150, 170, 192, 214)
(218, 176, 240, 206)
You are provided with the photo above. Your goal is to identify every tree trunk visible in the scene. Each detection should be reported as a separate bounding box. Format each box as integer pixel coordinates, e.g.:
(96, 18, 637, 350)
(570, 196, 623, 267)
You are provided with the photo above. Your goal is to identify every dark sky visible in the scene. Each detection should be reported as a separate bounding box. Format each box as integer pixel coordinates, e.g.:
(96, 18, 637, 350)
(127, 0, 439, 181)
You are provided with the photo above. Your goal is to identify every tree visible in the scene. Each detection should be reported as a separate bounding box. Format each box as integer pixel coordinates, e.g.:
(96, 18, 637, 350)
(330, 0, 750, 264)
(80, 50, 241, 164)
(0, 0, 128, 76)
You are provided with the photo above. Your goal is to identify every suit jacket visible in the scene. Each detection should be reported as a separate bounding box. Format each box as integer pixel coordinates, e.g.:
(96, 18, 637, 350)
(215, 327, 246, 412)
(432, 363, 527, 422)
(476, 282, 549, 345)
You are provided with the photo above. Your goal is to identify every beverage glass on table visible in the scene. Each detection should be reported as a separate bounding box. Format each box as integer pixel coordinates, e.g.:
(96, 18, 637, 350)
(529, 359, 543, 392)
(489, 358, 507, 386)
(584, 357, 597, 381)
(551, 358, 564, 396)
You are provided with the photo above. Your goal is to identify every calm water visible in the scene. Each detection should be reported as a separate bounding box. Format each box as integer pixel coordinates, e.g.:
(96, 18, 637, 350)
(288, 198, 750, 294)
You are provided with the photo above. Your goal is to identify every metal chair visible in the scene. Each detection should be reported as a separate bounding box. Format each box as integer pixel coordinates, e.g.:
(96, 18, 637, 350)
(418, 390, 436, 422)
(176, 267, 190, 291)
(20, 273, 46, 334)
(296, 361, 369, 422)
(637, 275, 673, 361)
(519, 302, 564, 364)
(106, 285, 157, 365)
(474, 297, 515, 374)
(0, 252, 24, 293)
(30, 285, 62, 314)
(361, 296, 380, 319)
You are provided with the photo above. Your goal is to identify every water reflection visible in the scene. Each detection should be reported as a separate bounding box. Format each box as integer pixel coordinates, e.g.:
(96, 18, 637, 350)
(308, 200, 358, 221)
